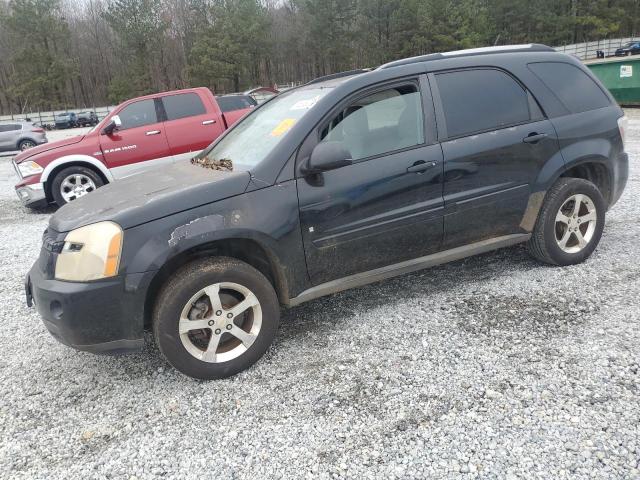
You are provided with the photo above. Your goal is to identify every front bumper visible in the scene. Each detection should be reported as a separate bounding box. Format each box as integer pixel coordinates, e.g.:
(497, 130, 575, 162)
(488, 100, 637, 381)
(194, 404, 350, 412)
(27, 262, 154, 354)
(16, 182, 47, 208)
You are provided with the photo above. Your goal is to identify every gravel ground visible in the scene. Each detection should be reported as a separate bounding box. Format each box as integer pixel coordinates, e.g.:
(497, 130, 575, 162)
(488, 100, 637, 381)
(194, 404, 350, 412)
(0, 113, 639, 479)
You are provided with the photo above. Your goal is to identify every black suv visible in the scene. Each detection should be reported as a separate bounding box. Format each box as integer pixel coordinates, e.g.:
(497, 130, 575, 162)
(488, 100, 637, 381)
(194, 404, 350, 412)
(27, 45, 628, 379)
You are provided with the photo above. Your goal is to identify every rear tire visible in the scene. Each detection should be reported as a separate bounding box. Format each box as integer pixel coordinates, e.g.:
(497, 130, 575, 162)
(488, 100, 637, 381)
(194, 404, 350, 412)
(153, 257, 280, 380)
(50, 166, 104, 206)
(18, 139, 36, 151)
(528, 178, 606, 266)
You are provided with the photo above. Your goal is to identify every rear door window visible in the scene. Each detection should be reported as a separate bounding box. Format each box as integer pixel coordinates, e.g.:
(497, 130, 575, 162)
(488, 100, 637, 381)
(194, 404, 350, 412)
(118, 99, 158, 130)
(528, 62, 610, 113)
(435, 69, 531, 138)
(320, 83, 424, 161)
(162, 93, 207, 121)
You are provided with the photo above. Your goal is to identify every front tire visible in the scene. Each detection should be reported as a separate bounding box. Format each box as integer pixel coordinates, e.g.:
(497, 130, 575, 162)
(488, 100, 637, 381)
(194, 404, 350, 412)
(50, 166, 104, 206)
(528, 178, 606, 266)
(153, 258, 280, 380)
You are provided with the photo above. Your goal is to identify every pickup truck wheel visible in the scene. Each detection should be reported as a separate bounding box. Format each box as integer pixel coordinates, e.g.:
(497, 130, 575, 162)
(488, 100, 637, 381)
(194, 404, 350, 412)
(528, 178, 605, 266)
(51, 166, 103, 206)
(153, 257, 279, 380)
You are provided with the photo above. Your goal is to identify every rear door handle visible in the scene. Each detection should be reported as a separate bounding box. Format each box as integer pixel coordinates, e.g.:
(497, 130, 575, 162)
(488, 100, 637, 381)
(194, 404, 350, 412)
(523, 133, 548, 144)
(146, 130, 161, 136)
(202, 120, 216, 125)
(407, 161, 437, 173)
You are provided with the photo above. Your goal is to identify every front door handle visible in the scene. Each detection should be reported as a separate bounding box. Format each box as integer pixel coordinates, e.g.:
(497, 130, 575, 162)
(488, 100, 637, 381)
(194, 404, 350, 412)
(523, 132, 548, 144)
(202, 120, 216, 125)
(407, 161, 437, 173)
(146, 130, 161, 136)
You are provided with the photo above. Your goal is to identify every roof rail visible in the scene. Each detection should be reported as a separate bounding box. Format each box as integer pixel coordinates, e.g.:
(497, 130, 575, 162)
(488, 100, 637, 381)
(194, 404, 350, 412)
(306, 69, 370, 85)
(377, 44, 556, 70)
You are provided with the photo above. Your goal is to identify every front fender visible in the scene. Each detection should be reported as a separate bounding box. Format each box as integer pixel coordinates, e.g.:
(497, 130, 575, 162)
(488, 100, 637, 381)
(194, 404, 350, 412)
(120, 181, 308, 303)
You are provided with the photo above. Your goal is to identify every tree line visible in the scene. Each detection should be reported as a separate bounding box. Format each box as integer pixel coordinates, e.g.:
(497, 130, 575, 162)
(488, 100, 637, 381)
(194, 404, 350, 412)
(0, 0, 638, 115)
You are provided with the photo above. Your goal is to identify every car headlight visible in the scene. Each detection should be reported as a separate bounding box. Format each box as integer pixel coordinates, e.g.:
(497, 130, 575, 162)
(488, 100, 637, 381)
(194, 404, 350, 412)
(18, 161, 44, 177)
(55, 221, 123, 281)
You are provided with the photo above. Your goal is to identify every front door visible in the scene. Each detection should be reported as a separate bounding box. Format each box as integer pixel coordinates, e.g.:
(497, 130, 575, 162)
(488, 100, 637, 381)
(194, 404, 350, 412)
(431, 68, 561, 248)
(297, 79, 444, 285)
(100, 98, 171, 178)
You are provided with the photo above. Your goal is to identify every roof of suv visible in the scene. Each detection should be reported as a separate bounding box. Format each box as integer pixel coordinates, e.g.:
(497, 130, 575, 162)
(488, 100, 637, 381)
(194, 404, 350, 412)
(307, 44, 557, 87)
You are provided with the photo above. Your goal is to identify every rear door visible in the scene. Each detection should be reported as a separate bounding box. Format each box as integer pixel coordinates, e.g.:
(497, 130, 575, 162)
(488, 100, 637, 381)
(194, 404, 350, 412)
(0, 124, 20, 150)
(297, 77, 444, 284)
(430, 68, 561, 249)
(100, 98, 171, 178)
(160, 91, 225, 162)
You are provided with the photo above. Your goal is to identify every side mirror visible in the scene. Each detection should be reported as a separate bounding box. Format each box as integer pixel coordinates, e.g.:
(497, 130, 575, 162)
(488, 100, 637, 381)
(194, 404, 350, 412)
(102, 115, 122, 135)
(306, 141, 352, 173)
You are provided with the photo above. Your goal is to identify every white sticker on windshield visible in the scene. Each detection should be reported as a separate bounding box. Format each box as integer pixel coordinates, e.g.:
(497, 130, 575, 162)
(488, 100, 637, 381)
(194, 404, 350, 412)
(291, 96, 320, 111)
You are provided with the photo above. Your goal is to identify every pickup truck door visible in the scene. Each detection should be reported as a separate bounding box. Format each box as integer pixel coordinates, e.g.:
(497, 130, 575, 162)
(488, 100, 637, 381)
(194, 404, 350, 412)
(160, 91, 225, 162)
(297, 78, 444, 285)
(100, 98, 172, 179)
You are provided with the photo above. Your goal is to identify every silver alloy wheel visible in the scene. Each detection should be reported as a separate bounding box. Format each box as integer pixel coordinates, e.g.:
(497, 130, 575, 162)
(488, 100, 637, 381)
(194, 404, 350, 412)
(179, 282, 262, 363)
(554, 193, 598, 253)
(20, 140, 36, 151)
(60, 174, 97, 202)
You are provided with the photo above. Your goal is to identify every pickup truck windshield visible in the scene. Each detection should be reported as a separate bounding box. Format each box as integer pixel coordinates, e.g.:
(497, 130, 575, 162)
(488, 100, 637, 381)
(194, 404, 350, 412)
(198, 87, 331, 170)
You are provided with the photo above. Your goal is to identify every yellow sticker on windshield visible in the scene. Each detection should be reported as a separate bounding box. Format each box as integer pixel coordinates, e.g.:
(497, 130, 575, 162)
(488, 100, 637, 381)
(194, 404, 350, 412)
(271, 118, 296, 137)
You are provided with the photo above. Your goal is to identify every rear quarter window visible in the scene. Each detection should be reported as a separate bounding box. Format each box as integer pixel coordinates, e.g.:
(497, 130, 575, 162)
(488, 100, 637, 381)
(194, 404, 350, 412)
(0, 124, 21, 132)
(217, 95, 257, 113)
(528, 62, 611, 114)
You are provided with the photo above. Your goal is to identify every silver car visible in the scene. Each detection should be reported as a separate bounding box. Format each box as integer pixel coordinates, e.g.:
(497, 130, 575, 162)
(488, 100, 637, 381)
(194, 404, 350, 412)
(0, 121, 48, 152)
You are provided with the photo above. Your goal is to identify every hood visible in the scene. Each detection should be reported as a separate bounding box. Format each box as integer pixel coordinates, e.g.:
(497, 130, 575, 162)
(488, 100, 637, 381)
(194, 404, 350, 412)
(49, 161, 251, 232)
(14, 135, 85, 163)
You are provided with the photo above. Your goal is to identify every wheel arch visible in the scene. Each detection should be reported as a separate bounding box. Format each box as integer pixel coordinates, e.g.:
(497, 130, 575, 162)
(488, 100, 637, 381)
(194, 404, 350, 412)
(142, 237, 290, 328)
(41, 155, 113, 202)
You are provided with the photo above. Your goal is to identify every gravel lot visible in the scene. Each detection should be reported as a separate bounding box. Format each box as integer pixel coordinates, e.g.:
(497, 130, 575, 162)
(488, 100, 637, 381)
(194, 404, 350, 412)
(0, 113, 639, 479)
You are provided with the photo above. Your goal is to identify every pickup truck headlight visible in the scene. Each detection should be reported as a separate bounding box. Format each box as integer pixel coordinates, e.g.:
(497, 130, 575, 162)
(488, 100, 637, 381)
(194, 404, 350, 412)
(55, 221, 123, 281)
(18, 161, 44, 177)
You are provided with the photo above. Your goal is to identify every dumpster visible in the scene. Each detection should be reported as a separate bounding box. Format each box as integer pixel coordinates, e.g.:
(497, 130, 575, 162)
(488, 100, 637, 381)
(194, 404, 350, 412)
(585, 56, 640, 106)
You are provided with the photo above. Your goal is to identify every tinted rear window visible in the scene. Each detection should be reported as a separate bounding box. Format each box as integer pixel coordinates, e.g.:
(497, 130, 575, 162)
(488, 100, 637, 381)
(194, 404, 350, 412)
(163, 93, 206, 121)
(217, 95, 257, 113)
(435, 69, 530, 138)
(528, 62, 611, 114)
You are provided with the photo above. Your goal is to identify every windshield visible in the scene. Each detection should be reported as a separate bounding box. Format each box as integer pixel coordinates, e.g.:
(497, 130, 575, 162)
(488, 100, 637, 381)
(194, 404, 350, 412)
(196, 87, 332, 171)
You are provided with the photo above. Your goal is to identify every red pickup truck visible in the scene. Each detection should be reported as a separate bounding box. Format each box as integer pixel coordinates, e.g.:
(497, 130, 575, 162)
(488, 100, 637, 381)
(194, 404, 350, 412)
(12, 87, 258, 208)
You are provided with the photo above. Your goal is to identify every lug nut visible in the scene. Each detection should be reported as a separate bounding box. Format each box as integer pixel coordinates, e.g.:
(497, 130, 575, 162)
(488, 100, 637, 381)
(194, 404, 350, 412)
(227, 313, 233, 319)
(215, 310, 222, 316)
(215, 329, 221, 335)
(226, 324, 232, 330)
(208, 320, 214, 326)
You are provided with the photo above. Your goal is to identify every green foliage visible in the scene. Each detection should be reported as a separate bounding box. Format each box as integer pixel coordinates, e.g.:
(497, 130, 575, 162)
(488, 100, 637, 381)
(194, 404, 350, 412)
(0, 0, 639, 113)
(1, 0, 76, 110)
(187, 0, 270, 92)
